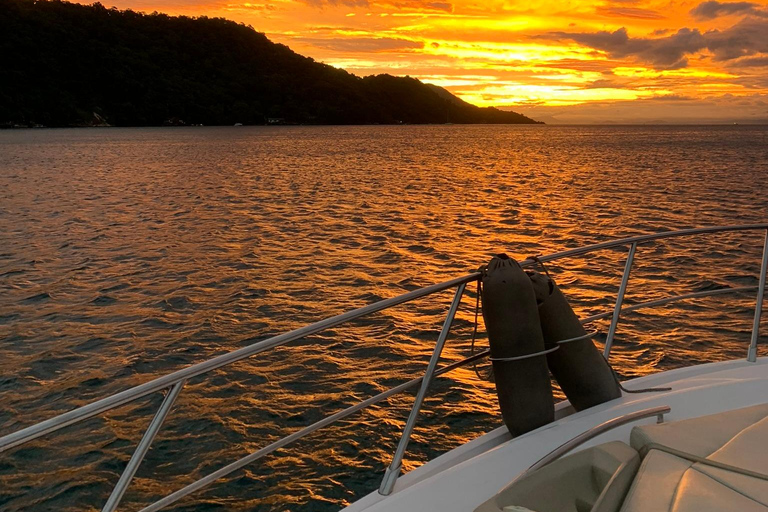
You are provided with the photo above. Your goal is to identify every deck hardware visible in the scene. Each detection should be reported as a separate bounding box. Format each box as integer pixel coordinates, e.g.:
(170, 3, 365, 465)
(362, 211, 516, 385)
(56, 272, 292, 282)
(604, 242, 637, 359)
(139, 347, 491, 512)
(102, 381, 185, 512)
(526, 405, 671, 474)
(378, 283, 466, 496)
(748, 229, 768, 362)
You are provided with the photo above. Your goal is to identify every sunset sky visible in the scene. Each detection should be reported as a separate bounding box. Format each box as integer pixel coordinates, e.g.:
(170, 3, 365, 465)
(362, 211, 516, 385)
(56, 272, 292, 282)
(83, 0, 768, 123)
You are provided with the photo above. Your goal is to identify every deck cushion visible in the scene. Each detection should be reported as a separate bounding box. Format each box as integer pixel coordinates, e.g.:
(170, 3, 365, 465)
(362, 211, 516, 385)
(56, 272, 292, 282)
(629, 402, 768, 458)
(620, 403, 768, 512)
(475, 441, 640, 512)
(619, 449, 768, 512)
(618, 450, 692, 512)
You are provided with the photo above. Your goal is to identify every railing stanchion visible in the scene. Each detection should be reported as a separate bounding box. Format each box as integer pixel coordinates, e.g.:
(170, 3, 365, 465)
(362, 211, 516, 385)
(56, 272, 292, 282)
(138, 348, 491, 512)
(604, 242, 637, 359)
(378, 283, 466, 496)
(748, 229, 768, 362)
(526, 405, 670, 473)
(102, 381, 185, 512)
(0, 274, 477, 454)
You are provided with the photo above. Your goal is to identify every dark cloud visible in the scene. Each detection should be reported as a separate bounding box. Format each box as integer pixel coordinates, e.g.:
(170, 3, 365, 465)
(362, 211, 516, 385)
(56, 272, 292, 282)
(727, 55, 768, 67)
(645, 94, 697, 101)
(549, 27, 705, 69)
(547, 18, 768, 70)
(299, 0, 370, 7)
(298, 0, 452, 9)
(705, 18, 768, 61)
(584, 78, 634, 89)
(596, 6, 666, 19)
(690, 1, 767, 19)
(295, 37, 423, 52)
(426, 2, 452, 11)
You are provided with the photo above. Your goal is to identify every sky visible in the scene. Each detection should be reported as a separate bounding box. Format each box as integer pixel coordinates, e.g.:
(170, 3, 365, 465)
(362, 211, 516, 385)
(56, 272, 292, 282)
(85, 0, 768, 123)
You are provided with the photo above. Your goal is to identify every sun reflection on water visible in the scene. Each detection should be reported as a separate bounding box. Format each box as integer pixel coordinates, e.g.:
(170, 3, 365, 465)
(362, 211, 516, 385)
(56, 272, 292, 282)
(0, 125, 766, 511)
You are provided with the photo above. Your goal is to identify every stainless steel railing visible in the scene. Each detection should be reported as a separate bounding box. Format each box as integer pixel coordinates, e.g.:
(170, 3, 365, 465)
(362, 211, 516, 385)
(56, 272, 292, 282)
(1, 224, 766, 511)
(527, 405, 671, 473)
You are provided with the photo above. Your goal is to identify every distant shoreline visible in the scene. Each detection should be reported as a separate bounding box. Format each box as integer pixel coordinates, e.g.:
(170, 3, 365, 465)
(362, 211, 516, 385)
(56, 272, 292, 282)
(4, 123, 768, 130)
(2, 0, 540, 129)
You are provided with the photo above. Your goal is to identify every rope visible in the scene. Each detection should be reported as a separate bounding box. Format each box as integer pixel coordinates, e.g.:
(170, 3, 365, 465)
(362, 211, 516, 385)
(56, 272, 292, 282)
(470, 261, 670, 393)
(640, 443, 768, 482)
(555, 330, 599, 345)
(470, 277, 493, 381)
(529, 255, 552, 279)
(611, 366, 671, 394)
(489, 346, 560, 362)
(574, 325, 671, 394)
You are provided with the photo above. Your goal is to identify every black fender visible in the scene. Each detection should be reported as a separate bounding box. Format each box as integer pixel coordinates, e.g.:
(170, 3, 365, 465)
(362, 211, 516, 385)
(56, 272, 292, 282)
(528, 271, 621, 411)
(481, 255, 554, 436)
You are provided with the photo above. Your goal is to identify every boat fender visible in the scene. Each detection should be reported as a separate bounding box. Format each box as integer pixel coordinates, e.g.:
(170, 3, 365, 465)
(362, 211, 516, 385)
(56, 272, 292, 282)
(481, 255, 554, 437)
(528, 271, 621, 411)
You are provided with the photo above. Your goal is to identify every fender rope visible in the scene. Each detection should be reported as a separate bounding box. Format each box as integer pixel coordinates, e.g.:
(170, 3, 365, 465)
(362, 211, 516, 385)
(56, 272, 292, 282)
(489, 346, 560, 362)
(470, 262, 672, 394)
(640, 443, 768, 482)
(470, 276, 493, 381)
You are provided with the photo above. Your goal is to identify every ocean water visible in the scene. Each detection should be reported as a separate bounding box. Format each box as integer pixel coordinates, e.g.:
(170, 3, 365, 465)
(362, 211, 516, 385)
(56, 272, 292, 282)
(0, 125, 767, 511)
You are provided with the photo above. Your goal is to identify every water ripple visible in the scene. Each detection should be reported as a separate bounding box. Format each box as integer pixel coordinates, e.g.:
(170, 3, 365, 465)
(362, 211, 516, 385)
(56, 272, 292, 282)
(0, 125, 766, 511)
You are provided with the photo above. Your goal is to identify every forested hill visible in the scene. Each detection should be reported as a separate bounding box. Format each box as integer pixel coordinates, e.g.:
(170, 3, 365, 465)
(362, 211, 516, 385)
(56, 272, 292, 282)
(0, 0, 541, 127)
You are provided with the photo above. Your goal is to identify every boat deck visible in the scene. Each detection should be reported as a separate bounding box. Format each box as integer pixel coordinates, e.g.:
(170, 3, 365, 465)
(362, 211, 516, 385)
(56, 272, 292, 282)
(346, 357, 768, 512)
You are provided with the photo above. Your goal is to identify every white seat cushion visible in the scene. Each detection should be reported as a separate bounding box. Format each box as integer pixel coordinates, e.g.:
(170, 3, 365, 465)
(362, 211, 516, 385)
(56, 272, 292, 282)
(630, 402, 768, 458)
(673, 466, 767, 512)
(619, 450, 692, 512)
(619, 449, 768, 511)
(621, 403, 768, 512)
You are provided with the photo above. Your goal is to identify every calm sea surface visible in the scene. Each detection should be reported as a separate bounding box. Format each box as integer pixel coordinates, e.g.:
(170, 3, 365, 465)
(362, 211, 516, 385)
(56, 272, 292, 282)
(1, 125, 767, 511)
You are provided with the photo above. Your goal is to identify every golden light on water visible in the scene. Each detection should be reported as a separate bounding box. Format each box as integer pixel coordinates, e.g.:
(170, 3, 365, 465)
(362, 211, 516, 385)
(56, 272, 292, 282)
(3, 126, 767, 510)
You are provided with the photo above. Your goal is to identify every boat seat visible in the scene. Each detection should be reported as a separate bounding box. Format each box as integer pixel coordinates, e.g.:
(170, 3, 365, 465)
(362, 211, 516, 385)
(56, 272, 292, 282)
(474, 441, 640, 512)
(620, 402, 768, 512)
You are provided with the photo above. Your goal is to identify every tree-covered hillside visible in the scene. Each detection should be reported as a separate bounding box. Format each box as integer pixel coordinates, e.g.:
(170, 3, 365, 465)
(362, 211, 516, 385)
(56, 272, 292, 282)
(0, 0, 541, 127)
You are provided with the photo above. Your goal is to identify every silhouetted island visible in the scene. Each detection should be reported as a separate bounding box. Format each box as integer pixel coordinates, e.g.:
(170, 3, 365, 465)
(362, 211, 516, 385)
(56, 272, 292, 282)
(0, 0, 542, 127)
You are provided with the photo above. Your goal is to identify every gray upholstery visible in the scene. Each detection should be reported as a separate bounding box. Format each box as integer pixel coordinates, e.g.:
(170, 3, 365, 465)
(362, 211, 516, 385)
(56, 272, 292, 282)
(629, 402, 768, 458)
(620, 403, 768, 511)
(476, 404, 768, 512)
(475, 441, 640, 512)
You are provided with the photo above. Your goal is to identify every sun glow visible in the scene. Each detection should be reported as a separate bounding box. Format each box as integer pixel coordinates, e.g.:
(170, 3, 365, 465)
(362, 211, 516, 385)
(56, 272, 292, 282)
(457, 83, 650, 107)
(421, 40, 601, 63)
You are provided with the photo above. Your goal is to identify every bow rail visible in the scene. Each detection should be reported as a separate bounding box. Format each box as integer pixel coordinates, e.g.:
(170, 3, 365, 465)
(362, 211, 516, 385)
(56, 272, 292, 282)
(1, 224, 767, 510)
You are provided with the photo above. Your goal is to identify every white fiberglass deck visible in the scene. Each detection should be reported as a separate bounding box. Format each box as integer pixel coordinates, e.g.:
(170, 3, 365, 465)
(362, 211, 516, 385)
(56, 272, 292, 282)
(346, 357, 768, 512)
